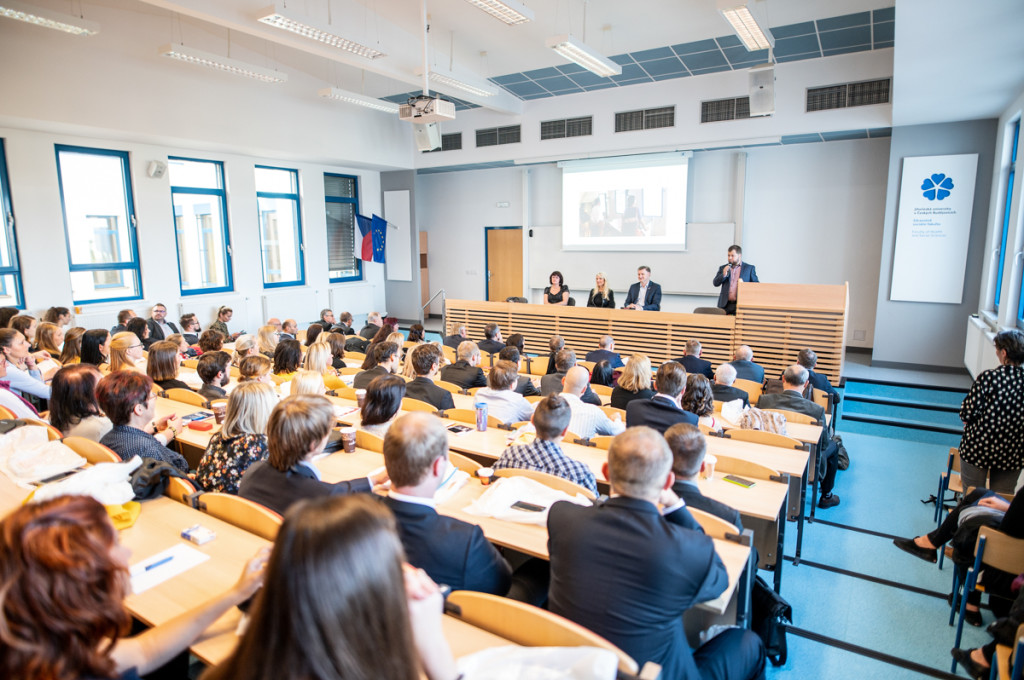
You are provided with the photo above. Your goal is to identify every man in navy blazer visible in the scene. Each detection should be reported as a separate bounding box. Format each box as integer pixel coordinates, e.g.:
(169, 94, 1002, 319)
(713, 245, 759, 314)
(623, 265, 662, 311)
(728, 345, 765, 384)
(626, 362, 698, 434)
(665, 423, 743, 531)
(584, 335, 624, 369)
(674, 339, 713, 379)
(547, 427, 765, 680)
(381, 412, 512, 595)
(403, 344, 455, 411)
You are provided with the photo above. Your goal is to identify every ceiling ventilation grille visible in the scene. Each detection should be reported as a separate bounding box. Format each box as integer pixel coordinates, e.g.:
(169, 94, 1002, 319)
(476, 125, 521, 147)
(807, 78, 891, 112)
(423, 132, 462, 153)
(615, 106, 675, 133)
(541, 116, 593, 140)
(701, 96, 751, 123)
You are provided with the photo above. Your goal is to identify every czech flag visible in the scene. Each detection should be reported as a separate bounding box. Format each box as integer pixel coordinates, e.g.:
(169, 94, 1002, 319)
(356, 214, 388, 264)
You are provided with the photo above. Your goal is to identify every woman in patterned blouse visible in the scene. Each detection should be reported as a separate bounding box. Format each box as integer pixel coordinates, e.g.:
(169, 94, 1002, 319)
(195, 381, 277, 494)
(958, 329, 1024, 494)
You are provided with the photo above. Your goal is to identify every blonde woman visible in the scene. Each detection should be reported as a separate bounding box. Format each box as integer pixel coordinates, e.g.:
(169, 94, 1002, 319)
(59, 327, 85, 365)
(289, 369, 326, 396)
(256, 325, 279, 357)
(195, 381, 277, 494)
(107, 332, 146, 373)
(35, 322, 65, 363)
(238, 354, 274, 385)
(233, 333, 259, 365)
(587, 271, 615, 308)
(302, 342, 345, 391)
(611, 353, 655, 409)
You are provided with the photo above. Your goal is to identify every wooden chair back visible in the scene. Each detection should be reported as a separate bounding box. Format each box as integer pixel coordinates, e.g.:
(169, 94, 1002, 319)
(402, 398, 438, 414)
(62, 436, 121, 464)
(355, 429, 385, 453)
(590, 383, 613, 397)
(403, 340, 419, 349)
(165, 476, 198, 505)
(466, 386, 483, 396)
(600, 405, 625, 421)
(441, 345, 457, 364)
(524, 358, 549, 377)
(346, 352, 366, 363)
(811, 388, 831, 411)
(763, 408, 818, 425)
(435, 380, 465, 395)
(165, 388, 208, 407)
(448, 451, 481, 474)
(295, 329, 307, 343)
(591, 435, 614, 450)
(976, 527, 1024, 575)
(688, 507, 740, 540)
(19, 418, 63, 441)
(725, 429, 804, 450)
(447, 591, 638, 674)
(197, 493, 282, 541)
(713, 454, 780, 480)
(733, 378, 763, 403)
(713, 400, 725, 412)
(339, 366, 362, 375)
(335, 386, 358, 400)
(0, 405, 16, 419)
(492, 467, 596, 501)
(229, 365, 241, 378)
(525, 395, 544, 404)
(181, 358, 199, 370)
(445, 408, 503, 428)
(151, 383, 165, 397)
(565, 430, 587, 445)
(577, 360, 596, 373)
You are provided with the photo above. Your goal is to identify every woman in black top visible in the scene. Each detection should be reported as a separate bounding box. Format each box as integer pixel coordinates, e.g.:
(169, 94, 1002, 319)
(543, 271, 569, 305)
(587, 271, 615, 308)
(146, 340, 193, 392)
(610, 354, 656, 409)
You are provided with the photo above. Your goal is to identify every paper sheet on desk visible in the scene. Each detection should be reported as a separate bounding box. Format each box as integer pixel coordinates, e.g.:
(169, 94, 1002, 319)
(0, 428, 85, 486)
(130, 543, 210, 594)
(333, 405, 358, 419)
(434, 463, 469, 504)
(719, 399, 746, 426)
(458, 645, 617, 680)
(463, 477, 590, 525)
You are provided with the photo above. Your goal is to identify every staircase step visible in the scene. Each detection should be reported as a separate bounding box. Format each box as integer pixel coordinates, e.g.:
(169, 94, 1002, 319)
(842, 394, 961, 413)
(840, 413, 963, 435)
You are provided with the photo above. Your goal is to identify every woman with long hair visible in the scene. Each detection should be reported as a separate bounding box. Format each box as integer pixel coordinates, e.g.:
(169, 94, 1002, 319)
(35, 322, 65, 359)
(60, 327, 86, 365)
(289, 369, 326, 396)
(202, 494, 456, 680)
(325, 332, 347, 370)
(610, 353, 655, 410)
(359, 374, 406, 437)
(147, 340, 192, 391)
(304, 324, 323, 347)
(238, 355, 273, 385)
(587, 271, 615, 308)
(195, 381, 277, 494)
(362, 323, 398, 370)
(272, 339, 302, 383)
(407, 323, 426, 344)
(256, 325, 279, 357)
(81, 329, 112, 367)
(233, 334, 259, 365)
(49, 364, 111, 440)
(681, 374, 719, 431)
(42, 305, 71, 327)
(301, 342, 344, 391)
(9, 315, 37, 346)
(0, 495, 267, 680)
(0, 328, 52, 399)
(108, 333, 146, 374)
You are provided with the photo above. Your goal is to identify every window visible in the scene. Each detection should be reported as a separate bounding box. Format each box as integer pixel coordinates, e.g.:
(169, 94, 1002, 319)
(169, 158, 233, 296)
(324, 173, 361, 282)
(56, 145, 141, 303)
(0, 141, 24, 308)
(255, 166, 304, 287)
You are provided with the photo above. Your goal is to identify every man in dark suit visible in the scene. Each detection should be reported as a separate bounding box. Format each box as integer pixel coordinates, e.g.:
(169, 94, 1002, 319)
(330, 311, 355, 335)
(584, 335, 624, 369)
(713, 244, 759, 314)
(623, 265, 662, 311)
(314, 308, 335, 332)
(540, 349, 601, 406)
(544, 335, 564, 375)
(352, 341, 401, 390)
(729, 345, 765, 384)
(404, 344, 455, 411)
(674, 338, 713, 379)
(665, 423, 743, 530)
(381, 412, 511, 594)
(443, 322, 468, 350)
(711, 363, 750, 407)
(547, 426, 766, 680)
(478, 322, 505, 356)
(359, 311, 383, 339)
(146, 303, 179, 344)
(797, 348, 839, 399)
(626, 362, 698, 434)
(499, 346, 541, 396)
(440, 341, 487, 389)
(758, 365, 841, 509)
(111, 308, 135, 336)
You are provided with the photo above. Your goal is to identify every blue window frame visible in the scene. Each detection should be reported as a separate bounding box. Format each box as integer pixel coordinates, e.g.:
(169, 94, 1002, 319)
(324, 173, 362, 283)
(168, 157, 234, 296)
(56, 145, 142, 304)
(0, 140, 25, 308)
(996, 120, 1019, 313)
(255, 166, 304, 288)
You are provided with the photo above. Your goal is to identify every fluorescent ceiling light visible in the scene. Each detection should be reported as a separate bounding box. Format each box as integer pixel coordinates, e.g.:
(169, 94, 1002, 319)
(159, 44, 287, 83)
(546, 34, 621, 77)
(0, 1, 98, 35)
(257, 4, 385, 60)
(318, 87, 399, 113)
(462, 0, 534, 25)
(717, 0, 774, 51)
(418, 67, 499, 97)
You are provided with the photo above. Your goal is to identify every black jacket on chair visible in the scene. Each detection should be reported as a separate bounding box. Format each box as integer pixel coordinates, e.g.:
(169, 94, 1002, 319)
(676, 355, 714, 380)
(625, 396, 698, 433)
(239, 462, 371, 516)
(440, 361, 487, 389)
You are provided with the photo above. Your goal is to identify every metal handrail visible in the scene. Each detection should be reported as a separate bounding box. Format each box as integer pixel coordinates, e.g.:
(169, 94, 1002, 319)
(421, 288, 446, 311)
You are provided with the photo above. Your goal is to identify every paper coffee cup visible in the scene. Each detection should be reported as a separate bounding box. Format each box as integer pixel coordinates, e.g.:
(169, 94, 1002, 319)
(476, 467, 494, 485)
(701, 453, 717, 480)
(339, 426, 357, 453)
(355, 389, 367, 407)
(211, 403, 227, 424)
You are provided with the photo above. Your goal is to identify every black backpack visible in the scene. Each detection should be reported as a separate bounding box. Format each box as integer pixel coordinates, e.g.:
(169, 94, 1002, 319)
(752, 576, 793, 666)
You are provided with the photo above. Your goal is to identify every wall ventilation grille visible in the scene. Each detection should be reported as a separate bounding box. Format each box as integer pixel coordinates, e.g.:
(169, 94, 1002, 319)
(701, 96, 751, 123)
(541, 116, 594, 140)
(614, 106, 675, 132)
(807, 78, 891, 112)
(476, 125, 521, 147)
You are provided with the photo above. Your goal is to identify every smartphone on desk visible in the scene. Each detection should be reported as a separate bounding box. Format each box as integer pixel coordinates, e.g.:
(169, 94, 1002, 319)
(446, 423, 472, 435)
(510, 500, 546, 513)
(182, 411, 214, 422)
(723, 475, 756, 488)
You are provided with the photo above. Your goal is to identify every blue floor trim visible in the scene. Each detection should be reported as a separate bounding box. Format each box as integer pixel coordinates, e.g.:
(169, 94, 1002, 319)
(785, 627, 964, 680)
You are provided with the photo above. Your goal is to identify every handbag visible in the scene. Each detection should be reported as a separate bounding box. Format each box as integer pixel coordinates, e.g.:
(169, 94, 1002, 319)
(752, 576, 793, 666)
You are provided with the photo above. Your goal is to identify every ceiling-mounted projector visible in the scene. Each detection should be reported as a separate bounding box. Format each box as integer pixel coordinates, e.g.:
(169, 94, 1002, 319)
(399, 94, 456, 123)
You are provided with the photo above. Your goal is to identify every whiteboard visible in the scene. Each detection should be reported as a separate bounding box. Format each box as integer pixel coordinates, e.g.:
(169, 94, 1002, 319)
(528, 223, 735, 296)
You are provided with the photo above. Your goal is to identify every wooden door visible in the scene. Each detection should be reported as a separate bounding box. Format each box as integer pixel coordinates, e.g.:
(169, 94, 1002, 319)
(486, 228, 522, 302)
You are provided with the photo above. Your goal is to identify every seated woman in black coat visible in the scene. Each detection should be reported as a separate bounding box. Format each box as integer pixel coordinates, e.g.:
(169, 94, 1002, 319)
(586, 272, 615, 308)
(147, 340, 193, 392)
(610, 354, 656, 409)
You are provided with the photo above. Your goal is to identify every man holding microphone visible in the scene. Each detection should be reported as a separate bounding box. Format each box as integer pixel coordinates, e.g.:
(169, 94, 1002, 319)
(713, 245, 759, 315)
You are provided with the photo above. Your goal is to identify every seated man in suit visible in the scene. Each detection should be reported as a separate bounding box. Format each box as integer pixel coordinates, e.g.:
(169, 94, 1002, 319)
(239, 395, 386, 516)
(625, 362, 698, 434)
(665, 423, 742, 530)
(559, 366, 624, 440)
(758, 365, 841, 509)
(146, 303, 179, 345)
(796, 348, 839, 399)
(478, 322, 506, 356)
(541, 349, 601, 406)
(314, 308, 335, 332)
(623, 265, 662, 311)
(729, 345, 765, 384)
(499, 346, 540, 397)
(111, 308, 135, 336)
(494, 394, 597, 496)
(330, 311, 355, 335)
(359, 311, 383, 340)
(545, 335, 564, 375)
(279, 318, 298, 341)
(548, 426, 766, 680)
(353, 341, 401, 390)
(382, 412, 511, 595)
(711, 363, 751, 408)
(713, 244, 759, 315)
(443, 322, 468, 350)
(474, 360, 534, 425)
(440, 341, 488, 389)
(674, 338, 713, 379)
(584, 334, 624, 369)
(404, 344, 455, 411)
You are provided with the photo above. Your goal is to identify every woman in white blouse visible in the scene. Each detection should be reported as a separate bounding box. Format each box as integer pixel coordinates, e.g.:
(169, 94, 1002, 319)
(48, 364, 112, 440)
(0, 328, 52, 399)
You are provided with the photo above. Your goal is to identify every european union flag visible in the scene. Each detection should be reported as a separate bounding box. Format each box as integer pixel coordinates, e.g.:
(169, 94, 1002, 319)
(356, 214, 373, 261)
(370, 214, 387, 264)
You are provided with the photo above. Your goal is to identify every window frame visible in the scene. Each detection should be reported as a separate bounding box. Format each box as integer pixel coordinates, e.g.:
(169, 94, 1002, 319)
(254, 164, 305, 289)
(168, 156, 234, 297)
(55, 144, 143, 305)
(324, 172, 362, 284)
(0, 140, 25, 309)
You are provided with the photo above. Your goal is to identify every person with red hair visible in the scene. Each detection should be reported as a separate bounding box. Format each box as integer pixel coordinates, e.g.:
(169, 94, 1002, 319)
(96, 370, 187, 473)
(0, 495, 266, 680)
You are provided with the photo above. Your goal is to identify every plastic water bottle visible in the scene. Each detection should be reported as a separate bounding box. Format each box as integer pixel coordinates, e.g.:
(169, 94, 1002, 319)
(474, 401, 488, 431)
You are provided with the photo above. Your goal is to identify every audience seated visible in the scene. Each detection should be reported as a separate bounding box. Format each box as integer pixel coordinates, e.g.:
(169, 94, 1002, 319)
(474, 360, 534, 425)
(198, 329, 225, 354)
(584, 334, 624, 369)
(559, 366, 624, 439)
(493, 394, 597, 496)
(478, 322, 506, 355)
(0, 328, 52, 399)
(10, 315, 37, 348)
(353, 341, 401, 391)
(301, 342, 344, 391)
(238, 395, 387, 515)
(324, 332, 347, 369)
(625, 361, 698, 433)
(256, 325, 279, 357)
(540, 349, 602, 406)
(179, 312, 201, 344)
(0, 351, 40, 419)
(360, 324, 398, 368)
(547, 426, 766, 680)
(280, 318, 299, 340)
(329, 311, 354, 335)
(681, 374, 720, 431)
(360, 311, 384, 339)
(42, 305, 71, 327)
(271, 339, 303, 383)
(147, 340, 192, 392)
(403, 344, 454, 411)
(167, 332, 198, 359)
(0, 306, 17, 328)
(232, 334, 258, 365)
(108, 332, 146, 373)
(304, 324, 323, 346)
(675, 338, 714, 379)
(729, 345, 765, 384)
(35, 322, 63, 359)
(360, 374, 406, 437)
(499, 346, 541, 396)
(545, 335, 565, 375)
(238, 354, 273, 385)
(665, 423, 743, 529)
(48, 364, 109, 439)
(407, 323, 426, 344)
(313, 308, 335, 332)
(80, 329, 111, 367)
(345, 333, 370, 353)
(146, 303, 179, 344)
(197, 351, 232, 401)
(610, 353, 655, 410)
(590, 359, 614, 386)
(289, 369, 326, 396)
(195, 381, 277, 494)
(59, 327, 85, 365)
(110, 308, 135, 335)
(126, 317, 152, 349)
(382, 412, 513, 594)
(712, 363, 750, 407)
(208, 305, 242, 341)
(796, 348, 838, 398)
(440, 340, 488, 389)
(96, 370, 187, 472)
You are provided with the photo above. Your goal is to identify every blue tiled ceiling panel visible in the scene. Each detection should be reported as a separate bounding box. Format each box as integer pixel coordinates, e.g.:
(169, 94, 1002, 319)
(672, 38, 720, 55)
(773, 34, 821, 58)
(679, 50, 728, 71)
(502, 80, 547, 96)
(819, 26, 872, 50)
(639, 57, 689, 77)
(817, 12, 870, 31)
(771, 21, 816, 38)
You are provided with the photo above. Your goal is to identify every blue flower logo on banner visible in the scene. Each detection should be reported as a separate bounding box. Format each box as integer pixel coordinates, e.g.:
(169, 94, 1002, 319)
(921, 173, 954, 201)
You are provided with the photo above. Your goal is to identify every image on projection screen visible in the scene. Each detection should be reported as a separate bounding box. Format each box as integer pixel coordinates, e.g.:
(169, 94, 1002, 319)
(562, 159, 687, 251)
